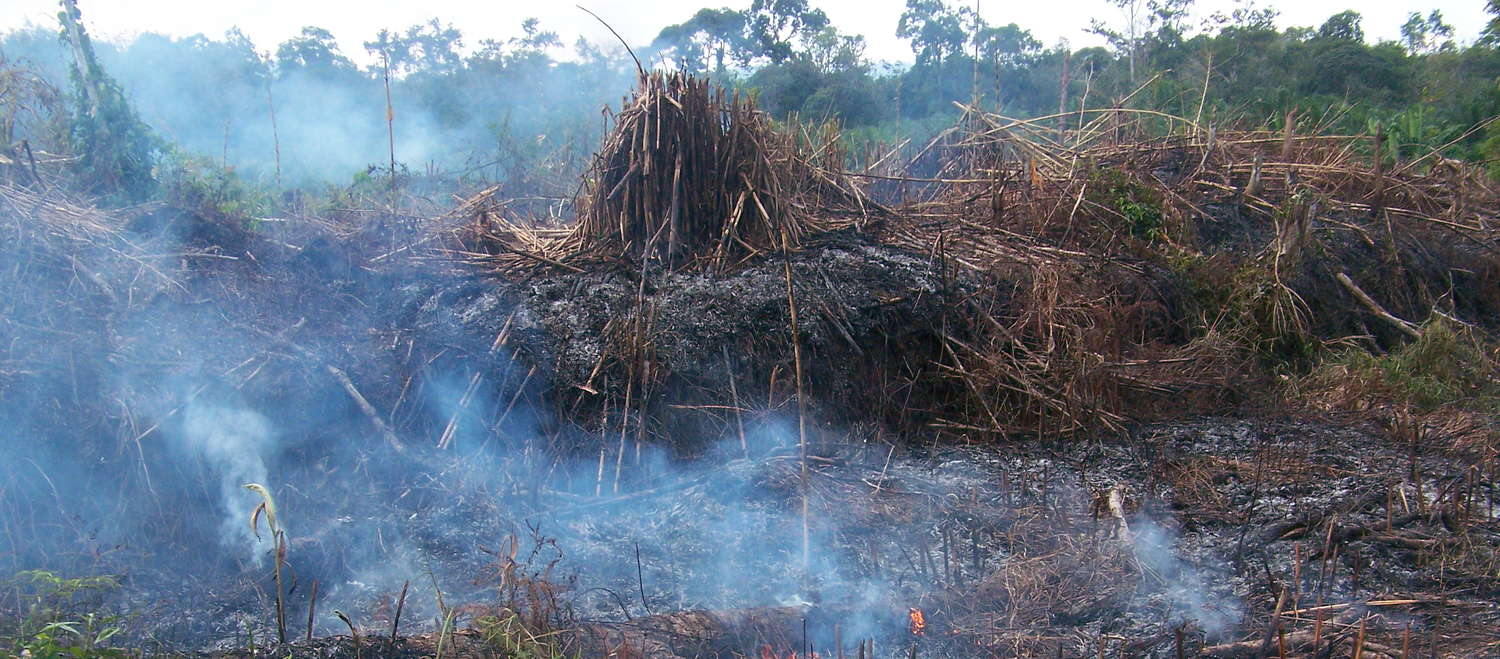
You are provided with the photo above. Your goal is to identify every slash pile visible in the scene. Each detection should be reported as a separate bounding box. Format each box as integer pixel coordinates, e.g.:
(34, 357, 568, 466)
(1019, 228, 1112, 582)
(450, 72, 874, 273)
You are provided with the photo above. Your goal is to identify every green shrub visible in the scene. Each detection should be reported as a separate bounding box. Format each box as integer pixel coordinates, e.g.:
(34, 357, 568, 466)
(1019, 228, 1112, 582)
(158, 151, 274, 227)
(2, 570, 126, 658)
(1311, 319, 1500, 413)
(473, 611, 574, 659)
(1088, 167, 1166, 241)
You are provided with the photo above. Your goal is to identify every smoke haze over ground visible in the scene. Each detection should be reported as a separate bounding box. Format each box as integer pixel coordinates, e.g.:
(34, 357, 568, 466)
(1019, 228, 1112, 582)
(2, 2, 1500, 657)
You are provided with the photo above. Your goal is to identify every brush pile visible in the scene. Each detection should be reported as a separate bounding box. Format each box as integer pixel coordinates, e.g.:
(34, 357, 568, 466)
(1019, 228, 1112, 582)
(438, 99, 1500, 440)
(858, 106, 1500, 437)
(0, 182, 139, 387)
(449, 72, 872, 273)
(576, 72, 871, 269)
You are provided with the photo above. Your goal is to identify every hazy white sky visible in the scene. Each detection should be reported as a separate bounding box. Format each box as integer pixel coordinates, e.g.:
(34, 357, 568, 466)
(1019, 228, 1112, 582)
(1, 1, 1491, 66)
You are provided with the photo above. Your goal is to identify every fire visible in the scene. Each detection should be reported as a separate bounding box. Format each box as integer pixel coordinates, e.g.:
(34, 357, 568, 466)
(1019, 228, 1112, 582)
(909, 607, 927, 636)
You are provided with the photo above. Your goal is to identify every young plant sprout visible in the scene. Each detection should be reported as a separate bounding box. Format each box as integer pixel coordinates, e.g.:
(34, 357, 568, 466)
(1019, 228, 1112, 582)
(244, 482, 288, 645)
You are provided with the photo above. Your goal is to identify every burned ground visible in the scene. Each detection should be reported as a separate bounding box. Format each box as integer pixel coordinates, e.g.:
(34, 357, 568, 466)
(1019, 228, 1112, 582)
(3, 79, 1500, 658)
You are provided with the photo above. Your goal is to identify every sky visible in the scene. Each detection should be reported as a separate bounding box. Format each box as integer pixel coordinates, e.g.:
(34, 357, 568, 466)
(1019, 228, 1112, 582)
(1, 1, 1492, 67)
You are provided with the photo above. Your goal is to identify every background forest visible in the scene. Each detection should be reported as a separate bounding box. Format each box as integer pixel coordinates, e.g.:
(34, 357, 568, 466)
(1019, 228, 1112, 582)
(3, 0, 1499, 211)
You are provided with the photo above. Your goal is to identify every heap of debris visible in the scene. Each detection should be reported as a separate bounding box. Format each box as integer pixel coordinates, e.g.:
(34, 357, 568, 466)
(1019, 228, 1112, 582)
(448, 72, 874, 273)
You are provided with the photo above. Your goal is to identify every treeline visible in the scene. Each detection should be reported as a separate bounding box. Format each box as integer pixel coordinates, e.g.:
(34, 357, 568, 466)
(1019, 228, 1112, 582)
(1, 0, 1499, 204)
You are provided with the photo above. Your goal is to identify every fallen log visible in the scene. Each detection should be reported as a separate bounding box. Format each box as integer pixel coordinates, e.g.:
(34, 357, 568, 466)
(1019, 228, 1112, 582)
(1336, 272, 1423, 339)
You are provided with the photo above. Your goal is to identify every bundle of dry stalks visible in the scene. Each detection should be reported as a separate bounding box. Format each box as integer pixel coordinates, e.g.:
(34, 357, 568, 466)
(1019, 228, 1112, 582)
(575, 72, 868, 270)
(448, 73, 873, 274)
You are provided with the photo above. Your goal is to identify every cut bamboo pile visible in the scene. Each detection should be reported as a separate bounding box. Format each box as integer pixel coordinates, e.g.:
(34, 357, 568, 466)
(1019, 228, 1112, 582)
(438, 88, 1499, 440)
(575, 72, 868, 270)
(446, 72, 873, 273)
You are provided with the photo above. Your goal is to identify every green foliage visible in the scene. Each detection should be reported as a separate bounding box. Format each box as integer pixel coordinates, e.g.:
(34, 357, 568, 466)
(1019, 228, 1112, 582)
(1370, 105, 1458, 164)
(158, 152, 274, 227)
(1483, 119, 1500, 181)
(1088, 167, 1166, 241)
(2, 571, 125, 658)
(1316, 10, 1364, 43)
(652, 8, 753, 72)
(275, 26, 358, 79)
(473, 612, 574, 659)
(1401, 10, 1454, 55)
(57, 1, 157, 203)
(1169, 251, 1317, 370)
(4, 2, 1499, 203)
(1164, 249, 1234, 326)
(1315, 321, 1500, 413)
(1485, 0, 1500, 46)
(1233, 269, 1316, 370)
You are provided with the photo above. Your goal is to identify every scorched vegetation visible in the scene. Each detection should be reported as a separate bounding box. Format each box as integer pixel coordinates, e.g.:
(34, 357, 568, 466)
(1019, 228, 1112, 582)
(2, 1, 1500, 657)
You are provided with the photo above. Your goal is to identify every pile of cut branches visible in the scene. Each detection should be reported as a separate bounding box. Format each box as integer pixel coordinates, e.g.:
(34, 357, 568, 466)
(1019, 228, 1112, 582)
(575, 72, 868, 270)
(448, 73, 873, 274)
(875, 105, 1500, 438)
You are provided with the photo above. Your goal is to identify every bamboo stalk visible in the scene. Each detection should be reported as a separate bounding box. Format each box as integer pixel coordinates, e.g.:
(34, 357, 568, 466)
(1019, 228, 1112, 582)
(782, 230, 810, 570)
(390, 580, 408, 643)
(306, 579, 319, 642)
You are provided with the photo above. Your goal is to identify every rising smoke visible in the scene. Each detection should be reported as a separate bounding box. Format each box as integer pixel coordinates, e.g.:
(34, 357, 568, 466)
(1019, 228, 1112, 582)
(177, 397, 276, 563)
(0, 13, 1256, 656)
(0, 20, 630, 186)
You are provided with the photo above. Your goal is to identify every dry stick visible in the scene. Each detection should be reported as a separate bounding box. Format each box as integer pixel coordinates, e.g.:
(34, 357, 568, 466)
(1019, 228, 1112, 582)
(724, 346, 748, 459)
(1192, 51, 1212, 129)
(635, 540, 652, 615)
(265, 82, 281, 187)
(495, 366, 536, 429)
(327, 365, 405, 452)
(782, 231, 810, 570)
(439, 313, 516, 450)
(382, 49, 396, 203)
(306, 579, 319, 642)
(274, 531, 287, 644)
(20, 139, 42, 187)
(1259, 588, 1288, 656)
(1281, 110, 1296, 161)
(334, 610, 361, 659)
(1352, 617, 1368, 659)
(613, 370, 634, 493)
(390, 580, 409, 644)
(576, 5, 643, 77)
(1056, 51, 1070, 138)
(595, 446, 607, 497)
(1336, 272, 1423, 339)
(1372, 128, 1386, 218)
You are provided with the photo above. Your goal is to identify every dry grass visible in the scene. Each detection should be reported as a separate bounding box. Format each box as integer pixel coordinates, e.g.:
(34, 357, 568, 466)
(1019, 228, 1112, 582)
(436, 93, 1500, 442)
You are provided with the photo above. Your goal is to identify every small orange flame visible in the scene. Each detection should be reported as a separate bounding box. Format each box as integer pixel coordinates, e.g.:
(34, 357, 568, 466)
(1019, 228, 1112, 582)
(909, 607, 927, 636)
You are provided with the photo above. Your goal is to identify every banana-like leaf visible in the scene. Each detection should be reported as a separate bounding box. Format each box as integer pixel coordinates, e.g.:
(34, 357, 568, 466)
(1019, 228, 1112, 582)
(243, 483, 279, 537)
(250, 501, 266, 541)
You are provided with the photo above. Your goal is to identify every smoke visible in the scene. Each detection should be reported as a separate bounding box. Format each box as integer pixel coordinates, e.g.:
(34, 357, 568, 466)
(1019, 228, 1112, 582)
(1128, 514, 1239, 638)
(0, 23, 631, 187)
(0, 18, 1255, 655)
(176, 397, 276, 563)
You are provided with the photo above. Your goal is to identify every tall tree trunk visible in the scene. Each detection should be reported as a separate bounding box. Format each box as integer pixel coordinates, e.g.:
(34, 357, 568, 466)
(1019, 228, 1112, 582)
(58, 0, 101, 118)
